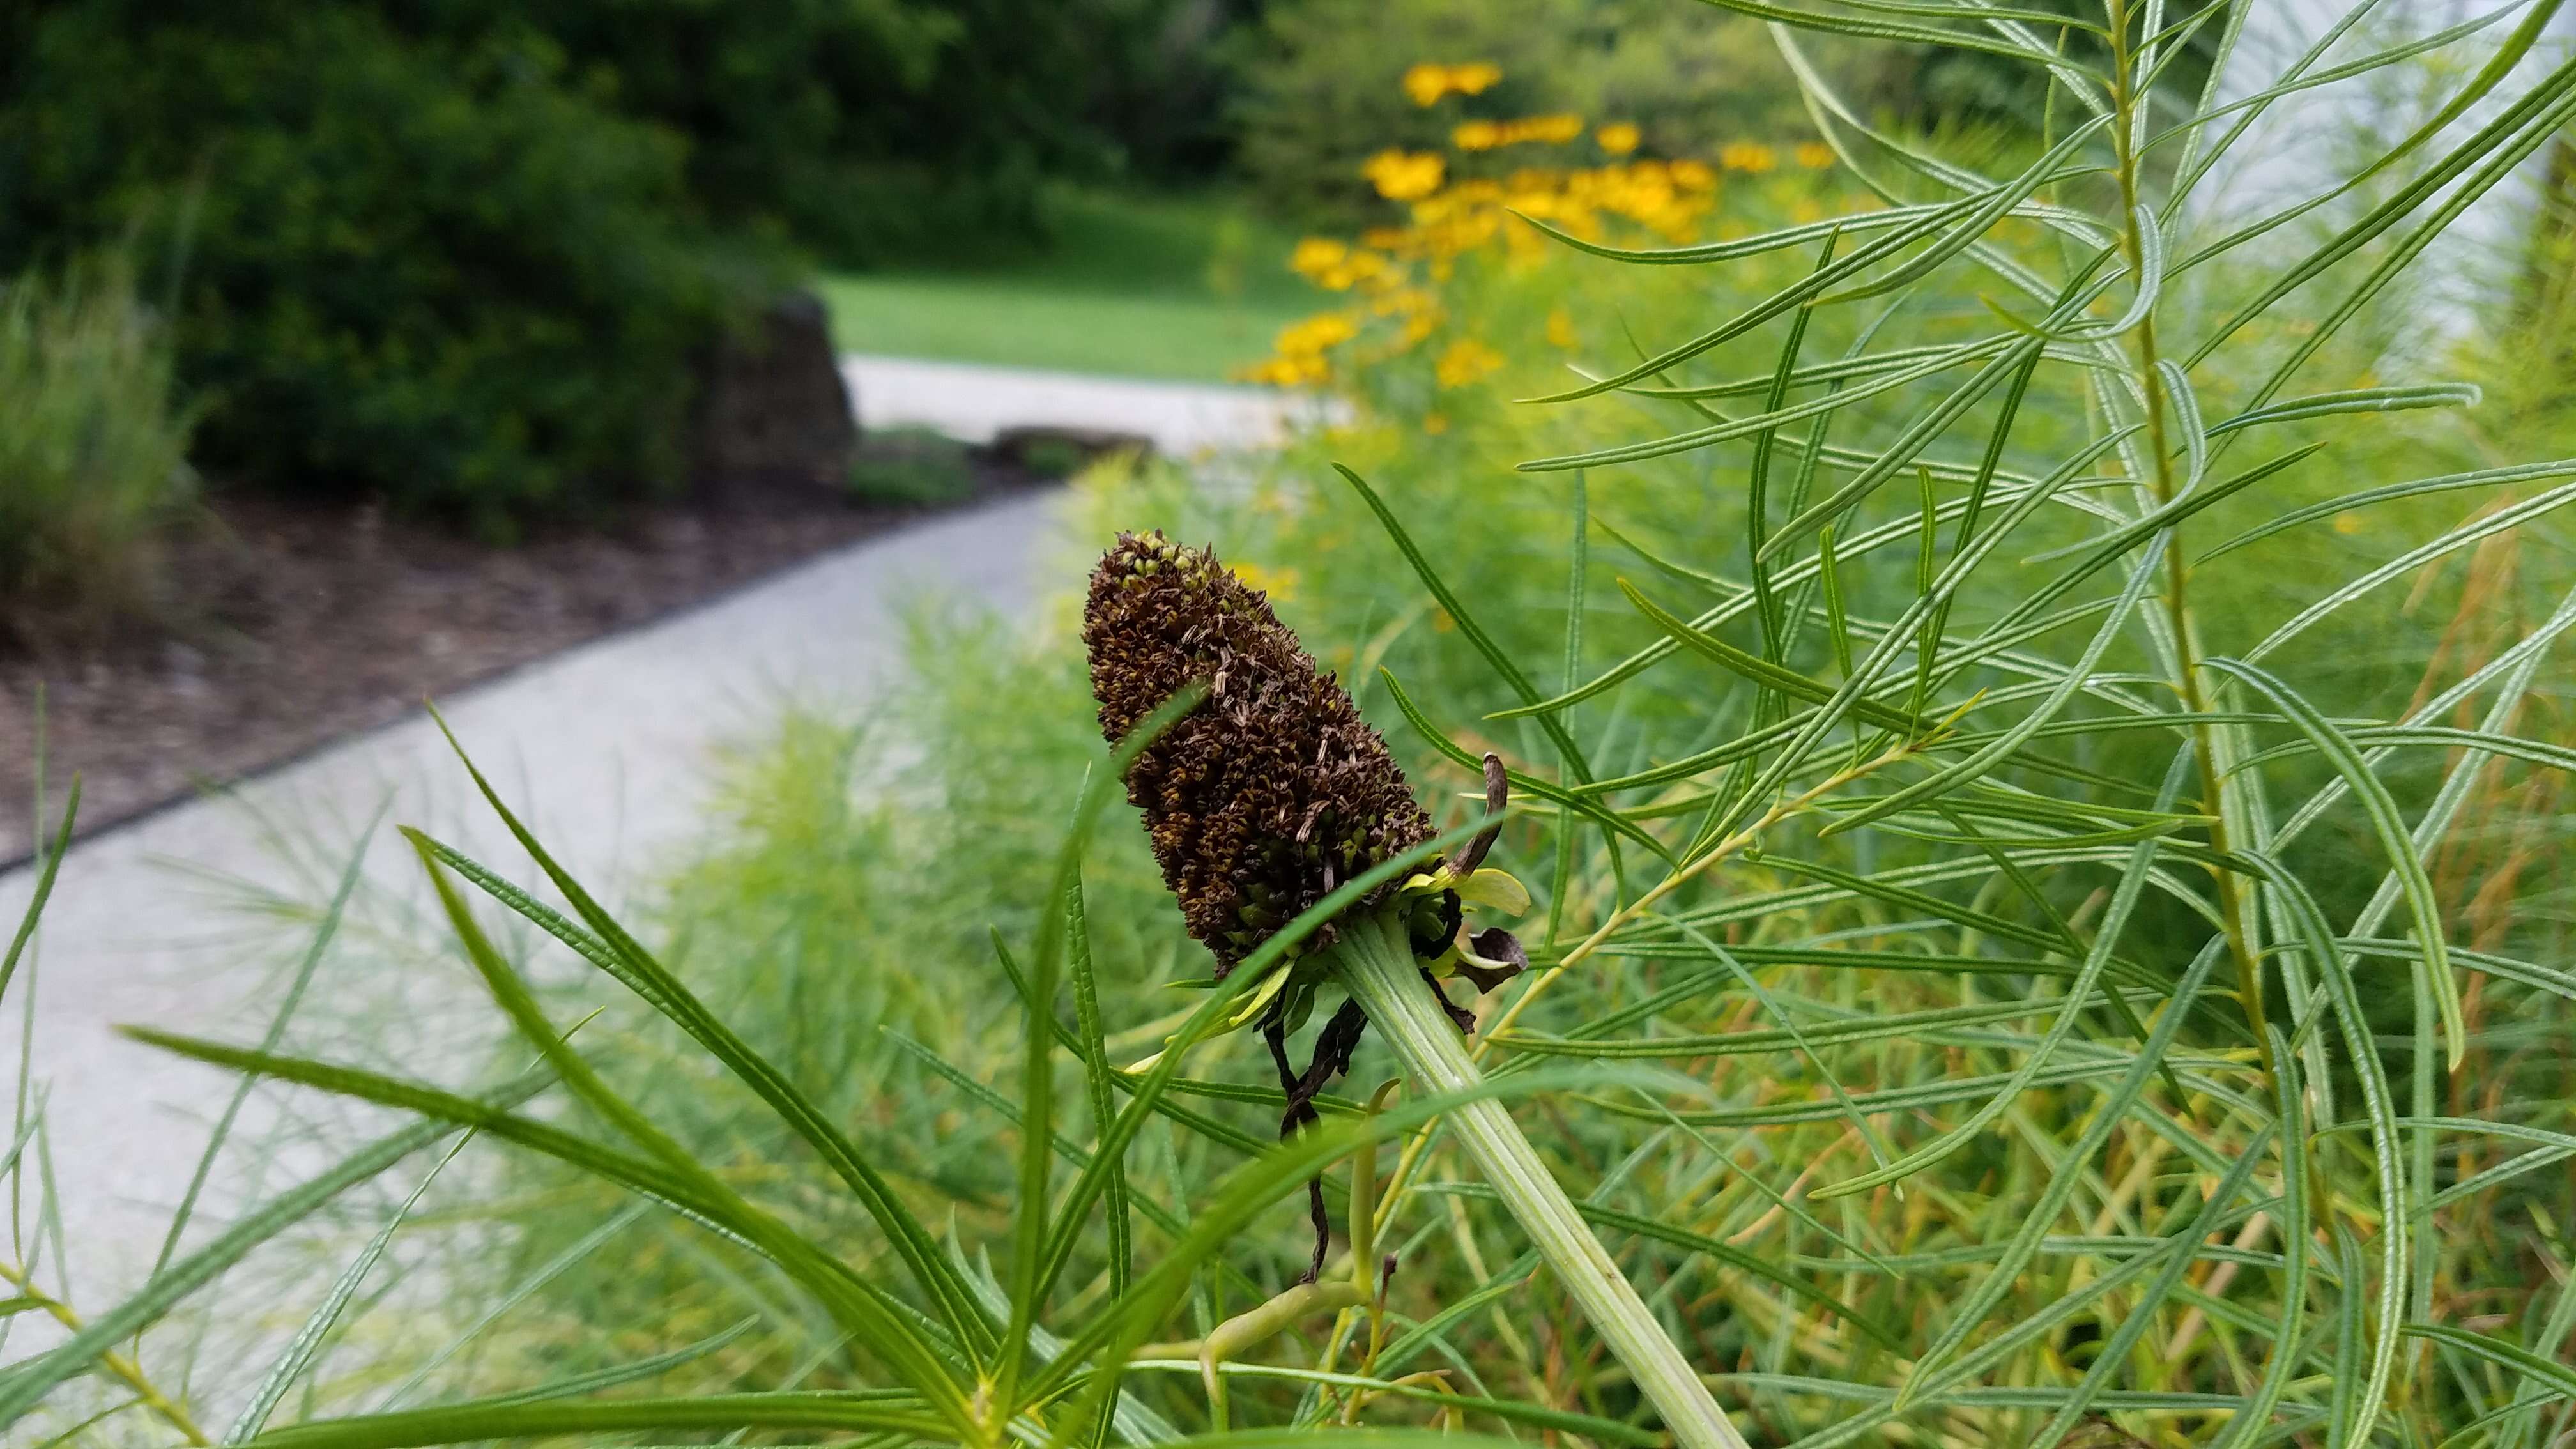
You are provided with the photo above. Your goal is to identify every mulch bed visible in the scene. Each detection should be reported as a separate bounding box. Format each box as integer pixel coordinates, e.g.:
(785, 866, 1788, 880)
(1, 456, 1050, 866)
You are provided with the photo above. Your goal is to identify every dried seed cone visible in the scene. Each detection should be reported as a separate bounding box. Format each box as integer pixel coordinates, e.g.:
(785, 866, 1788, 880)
(1084, 530, 1433, 974)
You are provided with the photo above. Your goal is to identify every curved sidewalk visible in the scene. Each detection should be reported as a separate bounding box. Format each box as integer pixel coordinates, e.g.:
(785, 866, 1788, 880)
(0, 356, 1298, 1331)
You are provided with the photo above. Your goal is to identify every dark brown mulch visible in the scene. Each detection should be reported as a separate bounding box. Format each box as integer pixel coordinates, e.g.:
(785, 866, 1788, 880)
(1, 457, 1050, 866)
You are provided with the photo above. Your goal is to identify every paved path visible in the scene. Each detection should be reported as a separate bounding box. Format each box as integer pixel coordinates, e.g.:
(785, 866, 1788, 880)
(845, 353, 1325, 452)
(0, 356, 1291, 1350)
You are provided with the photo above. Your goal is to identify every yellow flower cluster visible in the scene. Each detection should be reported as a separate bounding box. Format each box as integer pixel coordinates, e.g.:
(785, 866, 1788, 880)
(1241, 65, 1850, 393)
(1402, 61, 1503, 107)
(1362, 148, 1445, 201)
(1241, 311, 1361, 386)
(1434, 338, 1505, 388)
(1452, 113, 1584, 151)
(1719, 142, 1777, 172)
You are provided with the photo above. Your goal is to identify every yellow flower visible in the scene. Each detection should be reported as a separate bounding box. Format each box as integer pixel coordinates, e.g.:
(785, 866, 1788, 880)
(1363, 148, 1445, 201)
(1434, 337, 1505, 388)
(1721, 142, 1778, 172)
(1231, 562, 1302, 601)
(1545, 307, 1577, 348)
(1423, 411, 1450, 435)
(1289, 237, 1349, 277)
(1276, 312, 1359, 354)
(1671, 158, 1716, 190)
(1595, 121, 1641, 155)
(1402, 61, 1502, 107)
(1796, 141, 1836, 169)
(1456, 114, 1586, 151)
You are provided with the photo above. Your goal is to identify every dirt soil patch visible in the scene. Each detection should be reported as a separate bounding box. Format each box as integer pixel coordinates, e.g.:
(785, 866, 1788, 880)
(2, 456, 1051, 865)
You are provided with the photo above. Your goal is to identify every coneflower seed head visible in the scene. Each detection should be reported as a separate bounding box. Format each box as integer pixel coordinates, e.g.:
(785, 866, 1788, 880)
(1084, 530, 1432, 974)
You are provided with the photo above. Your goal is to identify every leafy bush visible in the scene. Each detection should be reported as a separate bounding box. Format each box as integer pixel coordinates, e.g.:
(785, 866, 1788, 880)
(0, 0, 1212, 525)
(0, 250, 195, 623)
(848, 427, 982, 507)
(0, 4, 765, 528)
(10, 5, 2576, 1449)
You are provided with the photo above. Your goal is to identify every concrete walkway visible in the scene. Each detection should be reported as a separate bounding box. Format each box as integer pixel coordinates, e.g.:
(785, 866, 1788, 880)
(845, 353, 1325, 453)
(0, 356, 1293, 1344)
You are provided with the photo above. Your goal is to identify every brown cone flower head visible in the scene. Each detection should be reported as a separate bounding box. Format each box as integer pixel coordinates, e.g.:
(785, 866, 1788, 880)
(1084, 530, 1432, 974)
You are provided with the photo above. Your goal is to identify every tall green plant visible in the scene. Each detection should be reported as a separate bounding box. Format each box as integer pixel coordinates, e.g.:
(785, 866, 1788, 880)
(9, 4, 2576, 1448)
(0, 250, 195, 619)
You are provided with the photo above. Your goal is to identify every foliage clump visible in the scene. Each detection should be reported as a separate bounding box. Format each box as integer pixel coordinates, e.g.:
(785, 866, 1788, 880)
(0, 249, 195, 624)
(0, 0, 1205, 525)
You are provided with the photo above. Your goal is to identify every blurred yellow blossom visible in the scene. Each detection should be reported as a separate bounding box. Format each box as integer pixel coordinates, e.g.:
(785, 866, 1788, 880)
(1455, 114, 1585, 150)
(1231, 562, 1302, 601)
(1434, 337, 1505, 388)
(1292, 238, 1392, 291)
(1237, 310, 1360, 385)
(1796, 142, 1836, 169)
(1403, 61, 1502, 107)
(1363, 148, 1446, 200)
(1279, 312, 1357, 351)
(1422, 411, 1450, 435)
(1241, 111, 1867, 394)
(1289, 237, 1347, 274)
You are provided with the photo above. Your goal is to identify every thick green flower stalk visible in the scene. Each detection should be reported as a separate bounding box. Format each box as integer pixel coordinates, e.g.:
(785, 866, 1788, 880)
(1084, 531, 1747, 1449)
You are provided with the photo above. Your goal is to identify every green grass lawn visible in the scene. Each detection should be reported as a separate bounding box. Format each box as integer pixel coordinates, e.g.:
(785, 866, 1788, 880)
(817, 188, 1316, 383)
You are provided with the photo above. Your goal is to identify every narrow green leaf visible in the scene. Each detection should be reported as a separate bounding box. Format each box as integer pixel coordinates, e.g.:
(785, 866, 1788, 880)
(1618, 579, 1927, 735)
(2205, 383, 2482, 438)
(1897, 936, 2223, 1403)
(233, 1391, 946, 1449)
(2201, 457, 2576, 561)
(2407, 1324, 2576, 1403)
(1814, 824, 2166, 1200)
(1007, 686, 1214, 1407)
(0, 1101, 513, 1427)
(420, 710, 990, 1358)
(155, 811, 381, 1280)
(2208, 657, 2460, 1067)
(1423, 1182, 1897, 1346)
(0, 775, 77, 1006)
(230, 1132, 474, 1441)
(1335, 466, 1622, 885)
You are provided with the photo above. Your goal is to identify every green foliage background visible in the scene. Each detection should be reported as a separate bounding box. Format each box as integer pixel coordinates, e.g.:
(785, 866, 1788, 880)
(0, 0, 1212, 523)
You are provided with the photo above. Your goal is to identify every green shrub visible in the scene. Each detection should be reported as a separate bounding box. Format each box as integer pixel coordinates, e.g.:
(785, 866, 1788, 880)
(0, 4, 765, 528)
(847, 427, 981, 507)
(0, 250, 195, 620)
(0, 0, 1211, 525)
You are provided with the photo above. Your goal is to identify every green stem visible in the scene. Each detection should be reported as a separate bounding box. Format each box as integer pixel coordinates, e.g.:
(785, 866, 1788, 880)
(2106, 0, 2271, 1075)
(1322, 908, 1749, 1449)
